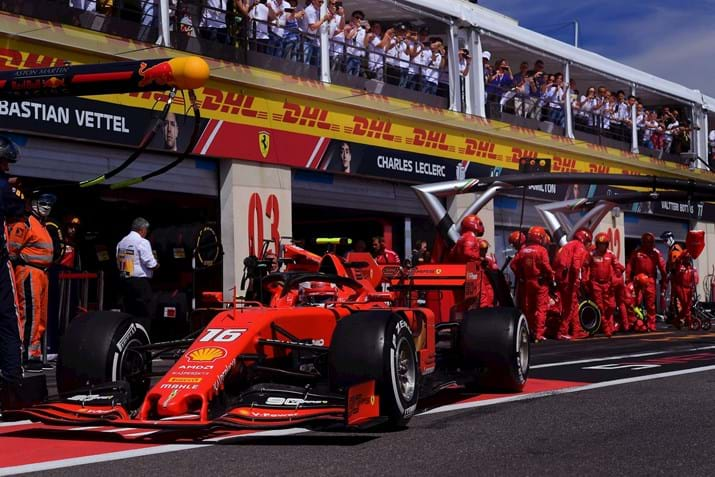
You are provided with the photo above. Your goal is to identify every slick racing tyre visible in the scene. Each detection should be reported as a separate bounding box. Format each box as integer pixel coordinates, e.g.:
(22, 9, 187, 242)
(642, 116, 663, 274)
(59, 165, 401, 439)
(56, 311, 151, 408)
(689, 318, 702, 331)
(329, 311, 419, 428)
(459, 307, 530, 392)
(578, 300, 601, 335)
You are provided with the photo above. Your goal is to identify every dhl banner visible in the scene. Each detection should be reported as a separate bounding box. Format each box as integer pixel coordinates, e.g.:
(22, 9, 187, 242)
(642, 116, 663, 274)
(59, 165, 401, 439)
(0, 17, 713, 186)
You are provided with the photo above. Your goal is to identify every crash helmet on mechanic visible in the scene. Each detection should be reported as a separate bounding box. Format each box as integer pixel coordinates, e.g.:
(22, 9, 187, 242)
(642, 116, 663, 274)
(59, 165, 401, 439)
(641, 232, 655, 250)
(574, 227, 592, 245)
(299, 281, 337, 306)
(527, 226, 546, 245)
(594, 232, 609, 248)
(461, 215, 484, 236)
(508, 230, 526, 249)
(31, 192, 56, 219)
(0, 135, 19, 165)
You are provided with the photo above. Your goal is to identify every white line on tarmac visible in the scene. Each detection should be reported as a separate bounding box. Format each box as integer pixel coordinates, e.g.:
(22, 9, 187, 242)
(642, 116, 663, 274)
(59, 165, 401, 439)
(421, 363, 715, 416)
(0, 420, 31, 428)
(531, 344, 715, 369)
(0, 428, 310, 476)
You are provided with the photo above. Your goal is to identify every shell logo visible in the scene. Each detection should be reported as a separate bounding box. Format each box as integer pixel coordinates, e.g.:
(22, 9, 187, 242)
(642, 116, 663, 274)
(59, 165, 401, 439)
(186, 346, 227, 362)
(435, 268, 442, 275)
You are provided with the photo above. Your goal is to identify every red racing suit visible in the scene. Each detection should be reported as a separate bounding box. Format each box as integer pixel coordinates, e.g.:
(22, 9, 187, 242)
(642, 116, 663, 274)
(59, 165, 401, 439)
(471, 254, 499, 309)
(626, 247, 666, 331)
(8, 215, 53, 360)
(375, 248, 400, 265)
(589, 250, 618, 336)
(553, 239, 590, 338)
(612, 261, 631, 331)
(510, 243, 554, 339)
(671, 258, 699, 327)
(449, 231, 481, 263)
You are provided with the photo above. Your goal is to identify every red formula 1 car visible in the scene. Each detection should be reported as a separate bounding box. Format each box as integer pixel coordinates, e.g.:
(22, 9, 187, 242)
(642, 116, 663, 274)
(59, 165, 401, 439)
(1, 183, 530, 432)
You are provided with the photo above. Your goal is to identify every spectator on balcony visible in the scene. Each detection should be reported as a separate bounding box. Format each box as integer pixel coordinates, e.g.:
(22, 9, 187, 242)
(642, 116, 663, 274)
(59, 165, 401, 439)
(610, 90, 629, 141)
(300, 0, 332, 66)
(249, 0, 273, 53)
(267, 0, 288, 57)
(200, 0, 231, 45)
(421, 38, 443, 95)
(405, 30, 425, 89)
(510, 61, 529, 116)
(396, 26, 412, 88)
(663, 108, 679, 153)
(527, 60, 546, 120)
(602, 94, 617, 133)
(544, 73, 566, 127)
(280, 0, 302, 61)
(366, 21, 385, 81)
(643, 111, 663, 150)
(458, 49, 471, 77)
(140, 0, 157, 26)
(486, 58, 513, 113)
(578, 87, 598, 128)
(382, 27, 400, 85)
(345, 11, 368, 76)
(327, 1, 345, 69)
(709, 129, 715, 162)
(481, 50, 492, 86)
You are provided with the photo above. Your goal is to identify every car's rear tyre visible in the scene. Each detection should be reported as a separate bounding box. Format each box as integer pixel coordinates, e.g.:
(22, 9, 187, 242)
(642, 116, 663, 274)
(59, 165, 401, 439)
(56, 311, 151, 407)
(459, 307, 530, 392)
(329, 311, 419, 428)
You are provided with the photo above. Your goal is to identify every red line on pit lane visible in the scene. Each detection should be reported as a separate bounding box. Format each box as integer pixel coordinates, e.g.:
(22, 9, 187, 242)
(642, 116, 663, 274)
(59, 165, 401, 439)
(455, 378, 589, 405)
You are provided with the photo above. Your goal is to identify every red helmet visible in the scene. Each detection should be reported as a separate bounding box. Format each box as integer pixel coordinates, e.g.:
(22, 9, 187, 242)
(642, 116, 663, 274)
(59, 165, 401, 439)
(508, 231, 526, 248)
(641, 232, 655, 249)
(574, 228, 592, 245)
(527, 226, 546, 245)
(594, 232, 609, 245)
(461, 215, 484, 236)
(478, 239, 489, 250)
(299, 281, 337, 305)
(543, 233, 552, 245)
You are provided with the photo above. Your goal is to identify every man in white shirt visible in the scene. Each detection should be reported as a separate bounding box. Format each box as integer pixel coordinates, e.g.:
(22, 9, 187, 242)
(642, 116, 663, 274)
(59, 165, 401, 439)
(250, 0, 272, 53)
(267, 0, 292, 56)
(366, 22, 384, 81)
(116, 217, 159, 317)
(345, 10, 367, 76)
(421, 38, 442, 95)
(200, 0, 230, 45)
(300, 0, 331, 65)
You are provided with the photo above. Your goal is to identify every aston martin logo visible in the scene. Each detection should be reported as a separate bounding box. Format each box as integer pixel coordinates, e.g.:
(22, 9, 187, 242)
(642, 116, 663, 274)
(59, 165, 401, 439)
(186, 346, 227, 362)
(259, 131, 271, 159)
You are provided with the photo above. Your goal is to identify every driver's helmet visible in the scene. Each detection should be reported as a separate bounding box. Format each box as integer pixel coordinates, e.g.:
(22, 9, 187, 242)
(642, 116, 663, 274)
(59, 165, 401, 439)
(299, 281, 338, 305)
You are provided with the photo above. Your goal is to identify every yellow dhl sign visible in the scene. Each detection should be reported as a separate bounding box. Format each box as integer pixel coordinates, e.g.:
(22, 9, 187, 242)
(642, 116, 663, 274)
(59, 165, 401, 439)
(0, 24, 711, 182)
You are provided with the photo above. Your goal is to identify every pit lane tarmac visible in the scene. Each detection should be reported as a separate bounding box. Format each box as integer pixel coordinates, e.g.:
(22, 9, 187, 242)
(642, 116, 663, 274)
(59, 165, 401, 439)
(3, 326, 715, 475)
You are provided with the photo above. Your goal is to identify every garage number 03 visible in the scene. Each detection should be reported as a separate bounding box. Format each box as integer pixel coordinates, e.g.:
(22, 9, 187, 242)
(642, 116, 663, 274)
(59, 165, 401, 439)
(200, 328, 247, 343)
(248, 192, 280, 258)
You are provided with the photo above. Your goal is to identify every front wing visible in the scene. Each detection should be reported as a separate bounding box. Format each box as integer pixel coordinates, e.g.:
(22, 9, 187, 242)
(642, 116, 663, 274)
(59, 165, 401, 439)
(2, 381, 381, 431)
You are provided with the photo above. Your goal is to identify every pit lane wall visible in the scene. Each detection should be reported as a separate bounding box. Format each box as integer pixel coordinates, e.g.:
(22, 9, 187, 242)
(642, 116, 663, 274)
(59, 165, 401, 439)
(1, 13, 714, 296)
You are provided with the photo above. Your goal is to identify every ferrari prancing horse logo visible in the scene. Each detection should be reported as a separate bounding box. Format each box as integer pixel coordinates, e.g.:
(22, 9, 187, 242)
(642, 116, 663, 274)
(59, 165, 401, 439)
(259, 131, 271, 159)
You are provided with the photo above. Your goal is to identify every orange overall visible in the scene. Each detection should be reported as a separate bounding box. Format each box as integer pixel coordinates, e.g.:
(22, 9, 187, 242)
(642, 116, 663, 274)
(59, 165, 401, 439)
(8, 215, 53, 360)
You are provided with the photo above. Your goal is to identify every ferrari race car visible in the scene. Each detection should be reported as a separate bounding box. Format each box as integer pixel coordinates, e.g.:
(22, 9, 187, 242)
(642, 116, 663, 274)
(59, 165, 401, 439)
(0, 180, 531, 432)
(0, 244, 528, 431)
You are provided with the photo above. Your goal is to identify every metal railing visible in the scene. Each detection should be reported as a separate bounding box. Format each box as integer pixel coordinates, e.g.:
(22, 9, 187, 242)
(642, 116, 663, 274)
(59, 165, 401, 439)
(0, 1, 698, 163)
